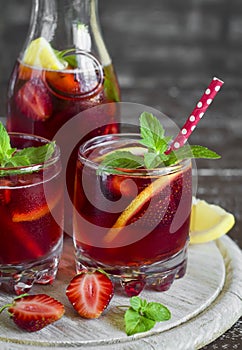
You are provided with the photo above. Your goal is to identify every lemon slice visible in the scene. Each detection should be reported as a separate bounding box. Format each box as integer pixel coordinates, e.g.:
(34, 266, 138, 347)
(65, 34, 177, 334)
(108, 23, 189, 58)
(104, 171, 181, 243)
(12, 192, 62, 223)
(23, 37, 66, 70)
(189, 198, 235, 244)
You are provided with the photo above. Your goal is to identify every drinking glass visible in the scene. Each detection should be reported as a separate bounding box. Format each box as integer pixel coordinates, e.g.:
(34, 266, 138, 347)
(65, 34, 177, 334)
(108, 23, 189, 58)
(73, 133, 192, 296)
(0, 133, 63, 294)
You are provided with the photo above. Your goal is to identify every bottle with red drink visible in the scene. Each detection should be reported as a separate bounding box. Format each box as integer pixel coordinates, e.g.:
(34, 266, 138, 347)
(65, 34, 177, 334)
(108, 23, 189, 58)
(7, 0, 120, 140)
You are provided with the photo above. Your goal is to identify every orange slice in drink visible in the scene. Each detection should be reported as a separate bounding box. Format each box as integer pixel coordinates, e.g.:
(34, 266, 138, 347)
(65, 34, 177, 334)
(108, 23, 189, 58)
(12, 193, 62, 223)
(103, 171, 181, 243)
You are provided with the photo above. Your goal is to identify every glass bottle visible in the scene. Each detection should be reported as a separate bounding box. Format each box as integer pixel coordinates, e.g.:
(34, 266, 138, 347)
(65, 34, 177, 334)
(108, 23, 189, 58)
(7, 0, 120, 140)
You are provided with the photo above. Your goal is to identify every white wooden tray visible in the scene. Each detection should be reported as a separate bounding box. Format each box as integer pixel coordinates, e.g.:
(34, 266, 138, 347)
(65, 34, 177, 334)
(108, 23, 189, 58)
(0, 235, 242, 350)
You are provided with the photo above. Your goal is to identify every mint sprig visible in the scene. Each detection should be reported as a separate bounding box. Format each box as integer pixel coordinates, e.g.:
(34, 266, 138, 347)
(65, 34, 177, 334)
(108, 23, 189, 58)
(124, 296, 171, 336)
(98, 112, 220, 172)
(0, 123, 55, 174)
(0, 123, 16, 165)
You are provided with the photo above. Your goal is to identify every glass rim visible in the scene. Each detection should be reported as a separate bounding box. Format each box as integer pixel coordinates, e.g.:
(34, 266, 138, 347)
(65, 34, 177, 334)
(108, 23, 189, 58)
(78, 133, 192, 176)
(0, 132, 61, 173)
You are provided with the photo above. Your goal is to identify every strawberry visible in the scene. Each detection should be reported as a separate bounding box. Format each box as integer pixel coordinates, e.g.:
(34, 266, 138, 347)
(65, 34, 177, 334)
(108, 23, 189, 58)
(66, 271, 114, 319)
(16, 78, 53, 121)
(0, 294, 65, 332)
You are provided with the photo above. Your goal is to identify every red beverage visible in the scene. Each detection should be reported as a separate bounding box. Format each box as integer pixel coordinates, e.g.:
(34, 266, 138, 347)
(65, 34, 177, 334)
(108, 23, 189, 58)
(73, 134, 192, 295)
(7, 56, 120, 235)
(7, 60, 120, 141)
(0, 133, 63, 294)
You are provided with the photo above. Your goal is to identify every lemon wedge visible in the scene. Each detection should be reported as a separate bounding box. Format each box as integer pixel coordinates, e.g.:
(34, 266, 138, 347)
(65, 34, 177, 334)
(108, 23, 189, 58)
(23, 37, 66, 70)
(189, 198, 235, 244)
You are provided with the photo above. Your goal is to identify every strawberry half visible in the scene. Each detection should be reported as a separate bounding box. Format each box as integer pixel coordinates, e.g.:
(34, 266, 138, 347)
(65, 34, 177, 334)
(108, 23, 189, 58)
(66, 271, 114, 319)
(0, 294, 65, 332)
(16, 78, 53, 121)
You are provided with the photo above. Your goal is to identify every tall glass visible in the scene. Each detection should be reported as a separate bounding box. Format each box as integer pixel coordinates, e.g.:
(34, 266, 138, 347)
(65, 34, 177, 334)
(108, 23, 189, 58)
(73, 134, 192, 296)
(0, 133, 63, 295)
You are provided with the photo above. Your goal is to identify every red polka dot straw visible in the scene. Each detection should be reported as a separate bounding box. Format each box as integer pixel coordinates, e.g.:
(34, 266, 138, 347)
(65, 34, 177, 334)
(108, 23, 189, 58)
(166, 77, 224, 153)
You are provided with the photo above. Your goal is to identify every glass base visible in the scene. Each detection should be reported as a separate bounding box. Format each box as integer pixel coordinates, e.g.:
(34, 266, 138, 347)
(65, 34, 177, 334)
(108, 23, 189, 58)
(0, 240, 63, 295)
(75, 243, 188, 297)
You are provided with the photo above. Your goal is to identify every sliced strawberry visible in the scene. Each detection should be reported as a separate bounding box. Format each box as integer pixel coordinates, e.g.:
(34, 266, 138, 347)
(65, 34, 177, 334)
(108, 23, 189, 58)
(0, 294, 65, 332)
(66, 271, 114, 319)
(16, 78, 53, 121)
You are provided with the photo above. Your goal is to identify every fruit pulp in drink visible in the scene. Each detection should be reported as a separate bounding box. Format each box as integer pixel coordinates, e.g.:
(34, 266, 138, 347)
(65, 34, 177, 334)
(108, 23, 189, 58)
(73, 145, 192, 267)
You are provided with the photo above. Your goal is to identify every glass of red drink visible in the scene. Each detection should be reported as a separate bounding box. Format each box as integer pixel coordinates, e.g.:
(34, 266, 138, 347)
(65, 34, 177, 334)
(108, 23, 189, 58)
(73, 134, 192, 296)
(0, 133, 63, 294)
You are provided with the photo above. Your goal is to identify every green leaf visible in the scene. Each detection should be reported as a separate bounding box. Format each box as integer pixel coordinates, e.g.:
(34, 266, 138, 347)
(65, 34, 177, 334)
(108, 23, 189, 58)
(144, 152, 162, 169)
(124, 308, 155, 336)
(130, 296, 148, 312)
(97, 112, 221, 173)
(13, 142, 55, 165)
(54, 49, 77, 68)
(165, 145, 221, 166)
(0, 123, 15, 165)
(0, 123, 56, 175)
(144, 302, 171, 322)
(189, 145, 221, 159)
(5, 155, 32, 167)
(140, 112, 167, 152)
(99, 151, 144, 171)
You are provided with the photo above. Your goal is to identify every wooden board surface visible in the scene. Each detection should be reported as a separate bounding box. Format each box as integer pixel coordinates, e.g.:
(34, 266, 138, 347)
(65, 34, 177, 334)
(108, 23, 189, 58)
(0, 235, 241, 350)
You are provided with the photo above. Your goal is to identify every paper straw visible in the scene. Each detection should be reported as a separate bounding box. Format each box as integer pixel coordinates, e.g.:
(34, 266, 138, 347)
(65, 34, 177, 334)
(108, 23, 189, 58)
(166, 77, 224, 153)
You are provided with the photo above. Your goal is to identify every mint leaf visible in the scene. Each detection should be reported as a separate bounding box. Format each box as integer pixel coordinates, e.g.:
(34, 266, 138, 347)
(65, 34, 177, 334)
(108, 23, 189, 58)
(13, 142, 55, 165)
(97, 112, 221, 173)
(140, 112, 167, 151)
(143, 302, 171, 322)
(5, 155, 32, 168)
(98, 151, 144, 173)
(189, 145, 221, 159)
(124, 308, 155, 336)
(0, 123, 16, 165)
(124, 297, 171, 336)
(55, 49, 77, 68)
(165, 145, 221, 166)
(144, 152, 162, 168)
(0, 123, 55, 175)
(130, 296, 147, 312)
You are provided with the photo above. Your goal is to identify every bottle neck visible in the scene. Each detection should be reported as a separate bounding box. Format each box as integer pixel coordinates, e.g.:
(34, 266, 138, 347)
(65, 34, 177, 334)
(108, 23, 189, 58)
(23, 0, 110, 66)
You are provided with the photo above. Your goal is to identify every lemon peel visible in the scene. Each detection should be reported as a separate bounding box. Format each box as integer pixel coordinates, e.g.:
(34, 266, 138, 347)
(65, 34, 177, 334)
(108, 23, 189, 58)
(23, 37, 66, 70)
(189, 198, 235, 244)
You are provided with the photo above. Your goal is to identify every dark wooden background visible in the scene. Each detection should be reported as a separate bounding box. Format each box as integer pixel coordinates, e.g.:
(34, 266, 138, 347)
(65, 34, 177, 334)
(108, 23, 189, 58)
(0, 1, 241, 348)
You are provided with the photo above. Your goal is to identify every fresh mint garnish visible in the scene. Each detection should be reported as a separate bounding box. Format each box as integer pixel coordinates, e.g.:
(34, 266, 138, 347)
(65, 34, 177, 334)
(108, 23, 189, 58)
(98, 112, 220, 172)
(98, 151, 144, 172)
(54, 49, 78, 68)
(0, 123, 16, 165)
(124, 296, 171, 336)
(0, 123, 55, 173)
